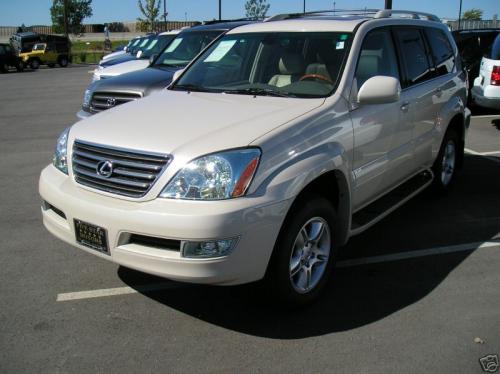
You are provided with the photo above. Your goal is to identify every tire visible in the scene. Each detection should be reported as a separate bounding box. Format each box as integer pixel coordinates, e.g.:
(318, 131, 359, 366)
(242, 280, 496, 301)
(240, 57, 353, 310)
(16, 61, 24, 72)
(430, 129, 459, 194)
(58, 57, 68, 68)
(266, 195, 338, 305)
(30, 59, 40, 70)
(0, 63, 7, 73)
(48, 63, 55, 68)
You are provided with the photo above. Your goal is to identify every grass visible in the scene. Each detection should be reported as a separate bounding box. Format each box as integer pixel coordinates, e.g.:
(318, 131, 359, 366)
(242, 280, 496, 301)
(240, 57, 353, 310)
(70, 40, 128, 64)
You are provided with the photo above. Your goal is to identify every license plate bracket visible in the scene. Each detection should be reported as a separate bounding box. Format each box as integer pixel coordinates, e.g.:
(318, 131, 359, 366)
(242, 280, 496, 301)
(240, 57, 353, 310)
(74, 219, 109, 254)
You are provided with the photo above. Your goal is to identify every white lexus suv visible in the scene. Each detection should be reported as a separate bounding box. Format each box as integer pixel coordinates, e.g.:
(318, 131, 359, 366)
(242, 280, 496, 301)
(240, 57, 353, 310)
(40, 10, 470, 304)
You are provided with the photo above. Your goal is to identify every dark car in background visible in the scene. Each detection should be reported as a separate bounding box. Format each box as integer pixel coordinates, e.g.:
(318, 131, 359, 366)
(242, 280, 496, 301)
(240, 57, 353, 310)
(453, 29, 500, 89)
(0, 43, 23, 72)
(10, 32, 70, 56)
(78, 20, 255, 119)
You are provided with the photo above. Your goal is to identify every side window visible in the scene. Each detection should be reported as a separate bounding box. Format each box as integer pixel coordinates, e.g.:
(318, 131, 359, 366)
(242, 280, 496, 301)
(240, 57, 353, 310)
(425, 28, 455, 76)
(355, 29, 399, 89)
(0, 45, 5, 55)
(395, 28, 434, 86)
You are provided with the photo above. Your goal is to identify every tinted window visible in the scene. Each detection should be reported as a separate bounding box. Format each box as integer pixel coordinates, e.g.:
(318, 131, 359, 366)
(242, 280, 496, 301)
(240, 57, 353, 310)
(488, 34, 500, 60)
(355, 29, 400, 88)
(395, 28, 434, 86)
(425, 28, 455, 76)
(0, 45, 5, 55)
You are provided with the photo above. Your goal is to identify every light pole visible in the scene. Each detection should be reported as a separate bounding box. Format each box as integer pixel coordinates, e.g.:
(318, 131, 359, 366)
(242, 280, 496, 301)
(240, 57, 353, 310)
(458, 0, 463, 30)
(385, 0, 392, 9)
(219, 0, 222, 20)
(303, 0, 306, 14)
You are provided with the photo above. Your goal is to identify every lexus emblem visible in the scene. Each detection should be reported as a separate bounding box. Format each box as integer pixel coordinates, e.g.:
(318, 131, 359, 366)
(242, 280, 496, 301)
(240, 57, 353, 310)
(106, 97, 116, 107)
(96, 160, 113, 178)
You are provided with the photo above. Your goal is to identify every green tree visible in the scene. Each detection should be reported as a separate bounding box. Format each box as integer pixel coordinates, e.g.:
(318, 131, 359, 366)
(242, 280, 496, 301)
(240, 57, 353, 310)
(462, 8, 483, 20)
(245, 0, 270, 19)
(137, 0, 161, 32)
(50, 0, 93, 35)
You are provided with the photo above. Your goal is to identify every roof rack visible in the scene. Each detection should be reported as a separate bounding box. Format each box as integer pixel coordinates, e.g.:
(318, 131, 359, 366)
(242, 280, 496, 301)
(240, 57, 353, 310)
(266, 8, 440, 23)
(202, 18, 258, 25)
(374, 9, 441, 22)
(266, 9, 379, 22)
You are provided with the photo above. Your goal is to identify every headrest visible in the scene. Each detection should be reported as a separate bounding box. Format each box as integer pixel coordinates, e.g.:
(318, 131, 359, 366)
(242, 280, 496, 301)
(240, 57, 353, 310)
(279, 53, 305, 75)
(357, 55, 380, 78)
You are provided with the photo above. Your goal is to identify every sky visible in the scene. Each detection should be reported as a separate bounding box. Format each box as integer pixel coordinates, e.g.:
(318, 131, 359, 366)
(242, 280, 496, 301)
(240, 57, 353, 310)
(0, 0, 498, 26)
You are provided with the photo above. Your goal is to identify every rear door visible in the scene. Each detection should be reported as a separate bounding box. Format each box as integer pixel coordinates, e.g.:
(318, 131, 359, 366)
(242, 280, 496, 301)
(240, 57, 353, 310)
(394, 27, 440, 170)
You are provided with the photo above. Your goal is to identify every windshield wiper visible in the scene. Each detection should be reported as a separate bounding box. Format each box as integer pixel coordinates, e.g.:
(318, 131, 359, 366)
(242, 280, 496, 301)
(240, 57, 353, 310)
(222, 87, 296, 98)
(173, 84, 217, 93)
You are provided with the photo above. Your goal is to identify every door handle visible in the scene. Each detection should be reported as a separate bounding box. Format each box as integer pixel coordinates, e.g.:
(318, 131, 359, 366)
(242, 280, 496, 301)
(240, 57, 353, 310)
(400, 101, 410, 112)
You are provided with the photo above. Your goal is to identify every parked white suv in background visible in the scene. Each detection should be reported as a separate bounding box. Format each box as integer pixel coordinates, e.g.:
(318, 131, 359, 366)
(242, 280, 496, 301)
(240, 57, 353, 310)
(40, 9, 470, 304)
(471, 33, 500, 109)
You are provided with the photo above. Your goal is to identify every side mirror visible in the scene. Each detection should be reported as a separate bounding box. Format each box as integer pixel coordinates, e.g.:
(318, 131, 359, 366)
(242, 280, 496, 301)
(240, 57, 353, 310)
(172, 68, 185, 82)
(149, 53, 158, 65)
(358, 76, 401, 105)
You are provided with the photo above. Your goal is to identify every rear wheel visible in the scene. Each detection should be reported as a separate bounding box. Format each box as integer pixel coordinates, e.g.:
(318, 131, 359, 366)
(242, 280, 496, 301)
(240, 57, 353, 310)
(30, 59, 40, 70)
(267, 195, 337, 305)
(430, 129, 459, 193)
(58, 56, 68, 67)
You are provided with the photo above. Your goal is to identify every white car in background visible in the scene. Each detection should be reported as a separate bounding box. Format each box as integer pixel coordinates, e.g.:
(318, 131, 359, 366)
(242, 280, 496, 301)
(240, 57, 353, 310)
(471, 33, 500, 109)
(92, 31, 180, 82)
(100, 37, 140, 62)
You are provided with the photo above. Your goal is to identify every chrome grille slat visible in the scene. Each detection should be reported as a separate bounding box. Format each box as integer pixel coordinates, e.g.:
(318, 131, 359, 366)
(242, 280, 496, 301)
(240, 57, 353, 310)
(73, 150, 163, 171)
(90, 91, 141, 113)
(72, 140, 171, 198)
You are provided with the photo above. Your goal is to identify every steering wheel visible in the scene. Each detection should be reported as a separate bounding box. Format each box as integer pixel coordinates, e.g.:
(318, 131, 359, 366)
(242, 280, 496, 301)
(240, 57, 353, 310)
(299, 74, 333, 84)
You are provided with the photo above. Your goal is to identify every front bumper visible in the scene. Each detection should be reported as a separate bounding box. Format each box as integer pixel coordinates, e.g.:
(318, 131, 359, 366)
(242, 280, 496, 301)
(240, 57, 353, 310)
(76, 109, 92, 120)
(39, 165, 290, 285)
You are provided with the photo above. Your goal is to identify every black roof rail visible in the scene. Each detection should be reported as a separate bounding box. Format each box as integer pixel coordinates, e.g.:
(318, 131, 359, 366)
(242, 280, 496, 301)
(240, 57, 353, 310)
(374, 9, 440, 22)
(265, 8, 441, 23)
(202, 17, 259, 25)
(265, 9, 380, 22)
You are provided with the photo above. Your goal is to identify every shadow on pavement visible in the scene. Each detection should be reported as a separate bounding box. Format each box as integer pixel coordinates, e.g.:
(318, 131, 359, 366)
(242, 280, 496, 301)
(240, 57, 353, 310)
(118, 155, 500, 338)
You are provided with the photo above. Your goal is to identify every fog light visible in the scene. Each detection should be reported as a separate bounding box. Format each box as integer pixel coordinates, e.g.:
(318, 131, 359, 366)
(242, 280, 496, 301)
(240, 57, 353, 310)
(182, 238, 238, 258)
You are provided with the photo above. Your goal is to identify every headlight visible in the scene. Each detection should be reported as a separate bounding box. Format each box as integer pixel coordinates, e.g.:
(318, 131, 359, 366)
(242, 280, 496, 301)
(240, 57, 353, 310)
(52, 128, 70, 174)
(160, 149, 261, 200)
(83, 88, 92, 107)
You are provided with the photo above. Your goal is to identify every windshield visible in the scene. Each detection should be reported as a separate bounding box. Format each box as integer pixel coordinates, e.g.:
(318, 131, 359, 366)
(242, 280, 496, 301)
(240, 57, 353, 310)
(172, 32, 352, 98)
(154, 31, 223, 68)
(141, 34, 177, 59)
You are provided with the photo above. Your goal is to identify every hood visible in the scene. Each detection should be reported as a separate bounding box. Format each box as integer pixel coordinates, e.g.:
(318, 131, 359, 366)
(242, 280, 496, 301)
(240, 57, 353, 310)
(71, 89, 325, 165)
(92, 66, 178, 95)
(100, 53, 137, 67)
(102, 50, 126, 61)
(98, 59, 150, 78)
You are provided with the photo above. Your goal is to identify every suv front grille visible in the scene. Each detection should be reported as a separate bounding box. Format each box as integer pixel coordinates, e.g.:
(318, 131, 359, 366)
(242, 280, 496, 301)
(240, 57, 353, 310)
(90, 92, 141, 113)
(72, 140, 171, 198)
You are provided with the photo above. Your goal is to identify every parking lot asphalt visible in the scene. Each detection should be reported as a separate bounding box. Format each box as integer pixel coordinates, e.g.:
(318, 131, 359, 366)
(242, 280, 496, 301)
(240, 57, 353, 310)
(1, 66, 499, 373)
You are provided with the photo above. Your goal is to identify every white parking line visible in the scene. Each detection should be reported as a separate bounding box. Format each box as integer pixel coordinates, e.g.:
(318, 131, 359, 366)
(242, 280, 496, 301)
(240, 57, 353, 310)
(56, 282, 179, 302)
(336, 240, 500, 267)
(465, 148, 500, 164)
(56, 240, 500, 302)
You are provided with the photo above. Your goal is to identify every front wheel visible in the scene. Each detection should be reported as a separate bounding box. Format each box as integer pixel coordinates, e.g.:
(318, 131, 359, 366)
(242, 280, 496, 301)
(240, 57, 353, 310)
(430, 129, 459, 193)
(59, 57, 68, 67)
(30, 59, 40, 69)
(267, 196, 337, 305)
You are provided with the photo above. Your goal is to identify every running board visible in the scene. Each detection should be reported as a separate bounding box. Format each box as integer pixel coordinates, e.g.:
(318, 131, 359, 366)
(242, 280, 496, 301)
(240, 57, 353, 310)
(350, 170, 434, 237)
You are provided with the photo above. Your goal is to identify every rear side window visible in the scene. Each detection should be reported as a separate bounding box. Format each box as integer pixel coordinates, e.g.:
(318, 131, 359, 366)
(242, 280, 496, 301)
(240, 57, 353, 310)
(395, 28, 434, 86)
(355, 29, 400, 88)
(489, 34, 500, 60)
(425, 28, 455, 76)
